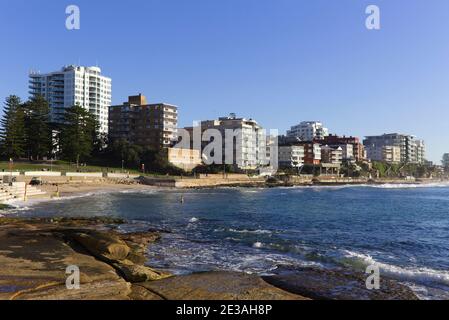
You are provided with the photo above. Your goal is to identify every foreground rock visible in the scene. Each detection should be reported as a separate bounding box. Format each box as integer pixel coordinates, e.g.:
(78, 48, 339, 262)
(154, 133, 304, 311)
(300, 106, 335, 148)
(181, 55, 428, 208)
(132, 272, 308, 300)
(263, 267, 419, 300)
(0, 218, 131, 300)
(0, 217, 306, 300)
(0, 217, 168, 300)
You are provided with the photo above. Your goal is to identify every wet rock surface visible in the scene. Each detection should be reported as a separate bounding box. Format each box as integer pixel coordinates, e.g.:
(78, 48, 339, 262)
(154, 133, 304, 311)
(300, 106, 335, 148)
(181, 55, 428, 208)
(263, 266, 419, 300)
(136, 271, 308, 300)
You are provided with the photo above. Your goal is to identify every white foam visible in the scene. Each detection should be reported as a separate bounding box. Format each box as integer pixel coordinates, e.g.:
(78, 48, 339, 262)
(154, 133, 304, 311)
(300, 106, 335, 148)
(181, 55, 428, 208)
(281, 182, 449, 190)
(228, 228, 272, 235)
(343, 250, 449, 287)
(119, 189, 159, 195)
(366, 182, 449, 189)
(253, 242, 264, 248)
(189, 217, 199, 223)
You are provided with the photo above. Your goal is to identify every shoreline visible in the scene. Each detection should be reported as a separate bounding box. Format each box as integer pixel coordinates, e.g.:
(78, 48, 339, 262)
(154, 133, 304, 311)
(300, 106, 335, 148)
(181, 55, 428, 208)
(3, 178, 448, 208)
(1, 178, 447, 215)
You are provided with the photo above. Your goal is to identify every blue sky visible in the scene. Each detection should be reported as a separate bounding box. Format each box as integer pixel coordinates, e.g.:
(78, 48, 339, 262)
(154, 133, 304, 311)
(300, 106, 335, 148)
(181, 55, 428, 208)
(1, 0, 448, 162)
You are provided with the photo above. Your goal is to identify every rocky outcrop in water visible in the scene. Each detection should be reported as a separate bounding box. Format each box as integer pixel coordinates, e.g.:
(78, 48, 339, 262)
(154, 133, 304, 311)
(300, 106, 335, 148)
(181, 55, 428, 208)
(263, 266, 419, 300)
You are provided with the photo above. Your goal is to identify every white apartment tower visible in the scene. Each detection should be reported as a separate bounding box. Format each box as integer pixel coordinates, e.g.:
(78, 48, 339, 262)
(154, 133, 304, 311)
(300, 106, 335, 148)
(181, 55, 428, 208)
(287, 121, 329, 141)
(29, 65, 112, 134)
(186, 114, 267, 170)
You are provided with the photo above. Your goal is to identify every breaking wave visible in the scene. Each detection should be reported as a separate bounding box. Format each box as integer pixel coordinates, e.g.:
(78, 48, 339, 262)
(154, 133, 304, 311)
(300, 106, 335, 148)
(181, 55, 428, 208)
(341, 250, 449, 288)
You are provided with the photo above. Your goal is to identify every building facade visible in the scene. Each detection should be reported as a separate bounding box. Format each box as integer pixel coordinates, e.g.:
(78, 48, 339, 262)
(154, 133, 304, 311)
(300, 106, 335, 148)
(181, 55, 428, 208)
(165, 148, 202, 171)
(287, 121, 329, 141)
(443, 153, 449, 169)
(382, 146, 401, 164)
(108, 94, 178, 150)
(278, 145, 305, 168)
(318, 135, 365, 162)
(415, 140, 426, 164)
(278, 136, 321, 165)
(29, 65, 112, 134)
(300, 142, 321, 165)
(185, 114, 267, 170)
(363, 133, 425, 164)
(321, 145, 343, 165)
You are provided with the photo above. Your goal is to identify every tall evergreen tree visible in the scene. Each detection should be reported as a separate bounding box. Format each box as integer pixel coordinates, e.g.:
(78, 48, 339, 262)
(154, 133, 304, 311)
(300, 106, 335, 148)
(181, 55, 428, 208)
(23, 95, 52, 160)
(59, 104, 99, 164)
(0, 95, 26, 159)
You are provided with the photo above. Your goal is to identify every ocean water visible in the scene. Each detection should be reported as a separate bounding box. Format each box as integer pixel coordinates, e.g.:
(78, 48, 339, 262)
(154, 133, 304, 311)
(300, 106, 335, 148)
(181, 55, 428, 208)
(6, 183, 449, 299)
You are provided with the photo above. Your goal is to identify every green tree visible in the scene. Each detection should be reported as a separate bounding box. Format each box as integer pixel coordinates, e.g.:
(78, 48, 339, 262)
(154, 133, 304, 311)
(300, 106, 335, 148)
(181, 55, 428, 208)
(58, 105, 99, 164)
(23, 95, 52, 160)
(109, 139, 143, 167)
(0, 95, 26, 158)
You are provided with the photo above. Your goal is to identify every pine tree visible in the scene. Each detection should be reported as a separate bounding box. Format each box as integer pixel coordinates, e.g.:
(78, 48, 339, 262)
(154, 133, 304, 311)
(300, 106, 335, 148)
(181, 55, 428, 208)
(23, 95, 52, 160)
(0, 95, 26, 159)
(59, 104, 99, 164)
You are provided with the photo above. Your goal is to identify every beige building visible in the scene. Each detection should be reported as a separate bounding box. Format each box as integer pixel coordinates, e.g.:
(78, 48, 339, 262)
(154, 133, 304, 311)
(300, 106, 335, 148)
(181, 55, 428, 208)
(382, 146, 401, 164)
(321, 145, 343, 165)
(165, 148, 202, 171)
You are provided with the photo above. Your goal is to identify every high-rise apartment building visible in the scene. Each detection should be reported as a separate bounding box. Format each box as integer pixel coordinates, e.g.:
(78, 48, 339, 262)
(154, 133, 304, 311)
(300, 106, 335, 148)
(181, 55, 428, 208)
(363, 133, 425, 164)
(29, 65, 112, 134)
(287, 121, 329, 141)
(108, 94, 178, 150)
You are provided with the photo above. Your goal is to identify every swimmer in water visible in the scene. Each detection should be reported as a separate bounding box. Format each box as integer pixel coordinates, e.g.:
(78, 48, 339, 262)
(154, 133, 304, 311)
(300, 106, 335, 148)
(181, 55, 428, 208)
(180, 195, 185, 204)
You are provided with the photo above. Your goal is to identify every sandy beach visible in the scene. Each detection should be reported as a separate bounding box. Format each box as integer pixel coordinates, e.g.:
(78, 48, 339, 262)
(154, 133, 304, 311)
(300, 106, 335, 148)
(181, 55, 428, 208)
(37, 180, 160, 198)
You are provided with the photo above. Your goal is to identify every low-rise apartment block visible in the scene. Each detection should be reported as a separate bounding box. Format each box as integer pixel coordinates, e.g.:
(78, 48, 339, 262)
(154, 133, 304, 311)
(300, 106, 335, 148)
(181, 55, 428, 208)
(164, 148, 202, 171)
(321, 145, 343, 165)
(318, 135, 365, 162)
(279, 136, 321, 165)
(278, 145, 305, 168)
